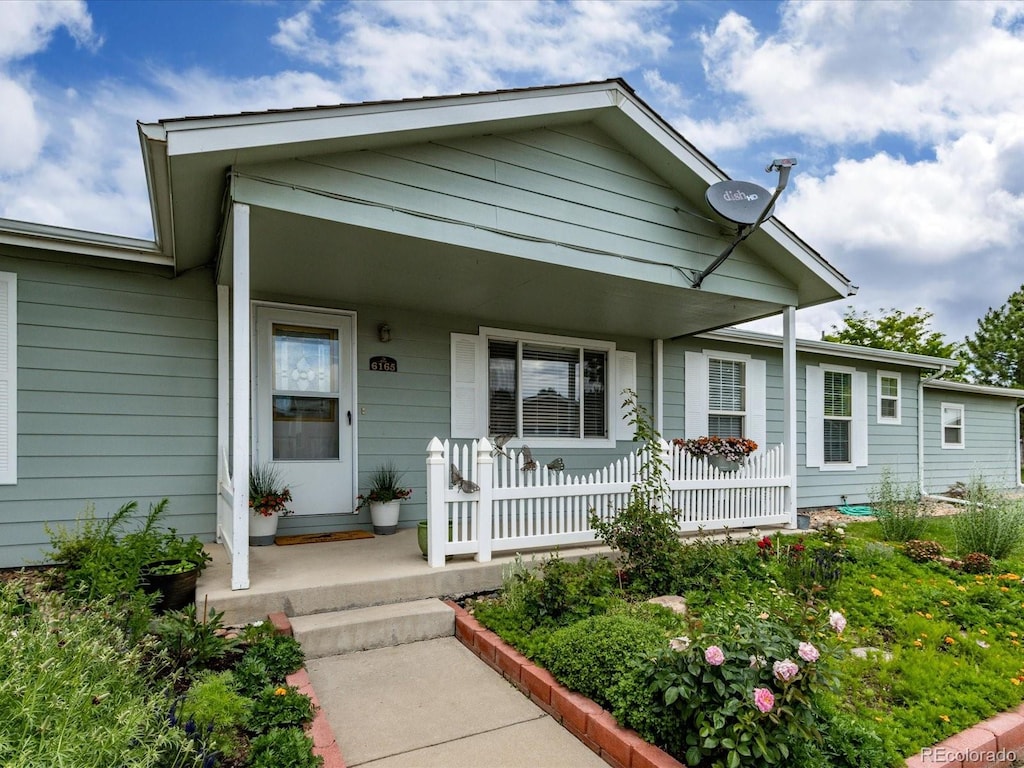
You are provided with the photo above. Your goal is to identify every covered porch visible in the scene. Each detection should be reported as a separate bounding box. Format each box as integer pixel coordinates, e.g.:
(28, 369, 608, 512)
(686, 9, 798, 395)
(138, 80, 855, 592)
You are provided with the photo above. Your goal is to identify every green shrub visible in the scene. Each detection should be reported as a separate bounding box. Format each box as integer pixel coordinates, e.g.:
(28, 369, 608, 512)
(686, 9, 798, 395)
(615, 606, 846, 768)
(180, 670, 251, 758)
(538, 613, 667, 709)
(249, 684, 317, 733)
(903, 540, 943, 563)
(0, 581, 199, 768)
(45, 499, 209, 602)
(871, 469, 928, 542)
(951, 478, 1024, 559)
(157, 602, 239, 672)
(522, 554, 618, 626)
(591, 390, 683, 596)
(248, 727, 323, 768)
(234, 633, 306, 696)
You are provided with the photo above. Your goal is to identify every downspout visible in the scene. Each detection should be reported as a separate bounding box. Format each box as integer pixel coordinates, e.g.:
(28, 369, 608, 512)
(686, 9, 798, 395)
(918, 365, 965, 504)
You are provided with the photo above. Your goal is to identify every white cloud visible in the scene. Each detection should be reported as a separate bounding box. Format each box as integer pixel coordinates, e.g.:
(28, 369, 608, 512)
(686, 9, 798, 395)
(0, 0, 99, 62)
(272, 0, 674, 100)
(689, 1, 1024, 151)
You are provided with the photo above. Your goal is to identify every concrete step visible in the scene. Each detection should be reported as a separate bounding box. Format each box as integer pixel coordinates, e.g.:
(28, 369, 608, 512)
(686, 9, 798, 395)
(290, 598, 455, 659)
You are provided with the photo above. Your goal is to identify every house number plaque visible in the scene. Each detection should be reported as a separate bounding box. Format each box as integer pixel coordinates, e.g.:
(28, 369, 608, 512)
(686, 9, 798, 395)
(369, 355, 398, 373)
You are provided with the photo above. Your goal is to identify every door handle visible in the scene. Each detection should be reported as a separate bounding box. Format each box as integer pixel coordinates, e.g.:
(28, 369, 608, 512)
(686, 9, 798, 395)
(347, 411, 352, 425)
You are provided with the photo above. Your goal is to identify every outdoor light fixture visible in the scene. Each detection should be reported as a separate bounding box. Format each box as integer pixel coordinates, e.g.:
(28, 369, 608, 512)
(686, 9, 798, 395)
(692, 158, 798, 289)
(378, 323, 392, 343)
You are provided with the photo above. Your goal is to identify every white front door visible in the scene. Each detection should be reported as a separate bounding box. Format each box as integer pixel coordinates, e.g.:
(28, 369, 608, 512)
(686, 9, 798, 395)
(254, 305, 356, 516)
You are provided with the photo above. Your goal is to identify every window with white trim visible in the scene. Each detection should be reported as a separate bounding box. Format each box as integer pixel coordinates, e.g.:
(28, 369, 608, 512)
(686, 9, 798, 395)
(683, 349, 766, 452)
(941, 403, 965, 449)
(877, 371, 901, 424)
(823, 370, 852, 463)
(708, 358, 745, 438)
(450, 328, 632, 445)
(805, 364, 868, 470)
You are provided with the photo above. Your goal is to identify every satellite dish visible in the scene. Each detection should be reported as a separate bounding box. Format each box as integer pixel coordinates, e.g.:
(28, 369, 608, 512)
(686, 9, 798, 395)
(705, 180, 774, 226)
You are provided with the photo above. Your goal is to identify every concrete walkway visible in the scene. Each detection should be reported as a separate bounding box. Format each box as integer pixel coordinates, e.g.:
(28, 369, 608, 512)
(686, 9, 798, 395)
(305, 636, 607, 768)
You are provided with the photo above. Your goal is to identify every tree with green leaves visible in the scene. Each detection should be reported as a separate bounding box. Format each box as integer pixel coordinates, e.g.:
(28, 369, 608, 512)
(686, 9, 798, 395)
(962, 284, 1024, 388)
(823, 306, 960, 362)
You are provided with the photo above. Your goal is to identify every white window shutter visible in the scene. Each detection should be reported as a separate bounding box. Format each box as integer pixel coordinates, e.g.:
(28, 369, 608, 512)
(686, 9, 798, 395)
(450, 333, 483, 438)
(746, 358, 766, 454)
(805, 365, 824, 468)
(684, 351, 708, 439)
(615, 350, 637, 441)
(0, 273, 16, 484)
(852, 370, 869, 467)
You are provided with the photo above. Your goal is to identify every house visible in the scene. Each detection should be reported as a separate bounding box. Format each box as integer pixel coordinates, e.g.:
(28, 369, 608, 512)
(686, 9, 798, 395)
(0, 79, 1016, 589)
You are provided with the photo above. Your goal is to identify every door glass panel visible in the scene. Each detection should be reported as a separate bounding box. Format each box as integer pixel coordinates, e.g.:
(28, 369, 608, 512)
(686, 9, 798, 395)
(273, 397, 339, 460)
(274, 325, 338, 393)
(272, 324, 340, 460)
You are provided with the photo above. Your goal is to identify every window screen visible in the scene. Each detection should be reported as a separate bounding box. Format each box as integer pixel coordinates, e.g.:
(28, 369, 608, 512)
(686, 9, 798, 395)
(708, 359, 745, 437)
(880, 375, 899, 420)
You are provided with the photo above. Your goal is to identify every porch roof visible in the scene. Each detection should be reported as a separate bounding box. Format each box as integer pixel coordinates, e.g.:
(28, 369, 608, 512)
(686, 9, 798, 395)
(141, 79, 857, 339)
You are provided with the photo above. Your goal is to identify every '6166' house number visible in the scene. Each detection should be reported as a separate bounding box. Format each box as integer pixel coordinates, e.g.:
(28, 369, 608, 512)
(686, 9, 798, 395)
(369, 355, 398, 373)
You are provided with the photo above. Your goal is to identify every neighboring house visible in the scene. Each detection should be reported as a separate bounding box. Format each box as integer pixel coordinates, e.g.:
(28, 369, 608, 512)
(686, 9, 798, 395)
(0, 79, 1016, 589)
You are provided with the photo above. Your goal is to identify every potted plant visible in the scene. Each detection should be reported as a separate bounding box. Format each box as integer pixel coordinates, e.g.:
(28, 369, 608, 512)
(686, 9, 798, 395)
(356, 462, 412, 535)
(673, 436, 758, 472)
(130, 499, 212, 612)
(249, 462, 294, 546)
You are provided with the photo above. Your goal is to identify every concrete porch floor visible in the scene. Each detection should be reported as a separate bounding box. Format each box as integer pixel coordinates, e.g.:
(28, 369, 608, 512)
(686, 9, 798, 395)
(196, 527, 616, 625)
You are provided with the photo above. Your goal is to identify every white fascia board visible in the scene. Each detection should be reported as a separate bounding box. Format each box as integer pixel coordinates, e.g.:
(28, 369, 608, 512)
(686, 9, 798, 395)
(160, 88, 622, 158)
(697, 327, 952, 369)
(923, 379, 1024, 399)
(0, 218, 170, 267)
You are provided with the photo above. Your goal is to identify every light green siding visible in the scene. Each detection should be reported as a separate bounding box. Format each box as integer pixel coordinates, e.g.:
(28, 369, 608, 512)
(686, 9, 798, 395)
(235, 122, 797, 308)
(922, 390, 1020, 493)
(664, 337, 925, 509)
(0, 248, 217, 569)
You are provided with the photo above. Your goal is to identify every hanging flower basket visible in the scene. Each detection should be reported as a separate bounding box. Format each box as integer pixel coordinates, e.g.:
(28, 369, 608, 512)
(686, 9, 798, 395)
(673, 436, 758, 466)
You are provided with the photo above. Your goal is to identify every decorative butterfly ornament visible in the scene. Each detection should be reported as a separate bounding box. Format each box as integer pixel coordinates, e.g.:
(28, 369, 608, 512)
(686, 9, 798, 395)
(449, 463, 480, 493)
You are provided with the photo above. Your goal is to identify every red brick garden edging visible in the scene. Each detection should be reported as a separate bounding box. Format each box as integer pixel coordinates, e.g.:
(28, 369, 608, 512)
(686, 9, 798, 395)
(269, 611, 346, 768)
(443, 600, 1024, 768)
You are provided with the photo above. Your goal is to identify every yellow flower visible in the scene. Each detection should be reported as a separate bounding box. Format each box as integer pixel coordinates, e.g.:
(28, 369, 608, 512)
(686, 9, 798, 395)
(1011, 632, 1019, 639)
(957, 586, 967, 592)
(920, 632, 929, 638)
(979, 629, 988, 635)
(944, 636, 955, 645)
(870, 574, 877, 580)
(924, 613, 933, 619)
(871, 587, 883, 597)
(939, 714, 950, 723)
(1001, 587, 1010, 592)
(940, 600, 950, 606)
(1013, 678, 1021, 686)
(274, 687, 288, 696)
(913, 640, 923, 647)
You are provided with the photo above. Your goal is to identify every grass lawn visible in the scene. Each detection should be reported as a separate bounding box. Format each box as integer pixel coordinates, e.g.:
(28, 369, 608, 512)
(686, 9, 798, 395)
(469, 513, 1024, 768)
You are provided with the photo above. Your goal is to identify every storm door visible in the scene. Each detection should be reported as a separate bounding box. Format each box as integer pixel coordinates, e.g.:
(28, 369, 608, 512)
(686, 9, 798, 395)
(254, 305, 356, 516)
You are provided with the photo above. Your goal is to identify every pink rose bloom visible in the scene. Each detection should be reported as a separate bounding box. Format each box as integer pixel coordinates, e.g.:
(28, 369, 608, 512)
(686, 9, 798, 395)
(753, 687, 775, 713)
(773, 659, 799, 682)
(829, 611, 847, 635)
(798, 642, 820, 662)
(704, 645, 725, 666)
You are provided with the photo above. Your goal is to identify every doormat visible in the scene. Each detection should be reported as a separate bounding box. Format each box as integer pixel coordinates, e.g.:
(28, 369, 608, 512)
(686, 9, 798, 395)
(274, 530, 375, 546)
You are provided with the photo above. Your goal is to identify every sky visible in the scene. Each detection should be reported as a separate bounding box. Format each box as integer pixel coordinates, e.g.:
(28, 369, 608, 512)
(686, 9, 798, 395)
(2, 0, 1023, 344)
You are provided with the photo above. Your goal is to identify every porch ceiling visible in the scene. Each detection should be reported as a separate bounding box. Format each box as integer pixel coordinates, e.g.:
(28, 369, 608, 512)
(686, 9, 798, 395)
(230, 207, 783, 339)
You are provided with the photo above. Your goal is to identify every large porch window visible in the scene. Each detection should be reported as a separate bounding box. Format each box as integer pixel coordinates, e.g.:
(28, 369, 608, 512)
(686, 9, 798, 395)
(488, 338, 608, 439)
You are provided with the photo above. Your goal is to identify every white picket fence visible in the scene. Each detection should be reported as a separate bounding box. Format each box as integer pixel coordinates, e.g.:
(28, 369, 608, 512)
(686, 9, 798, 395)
(424, 437, 792, 567)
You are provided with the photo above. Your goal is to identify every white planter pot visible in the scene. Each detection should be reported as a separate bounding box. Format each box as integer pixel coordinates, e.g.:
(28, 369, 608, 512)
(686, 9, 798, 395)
(370, 500, 401, 535)
(250, 510, 280, 546)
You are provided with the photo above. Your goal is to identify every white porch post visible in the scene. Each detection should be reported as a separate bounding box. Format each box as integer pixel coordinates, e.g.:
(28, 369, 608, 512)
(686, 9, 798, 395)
(426, 438, 447, 568)
(782, 306, 798, 526)
(231, 203, 251, 590)
(653, 339, 664, 435)
(216, 284, 230, 547)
